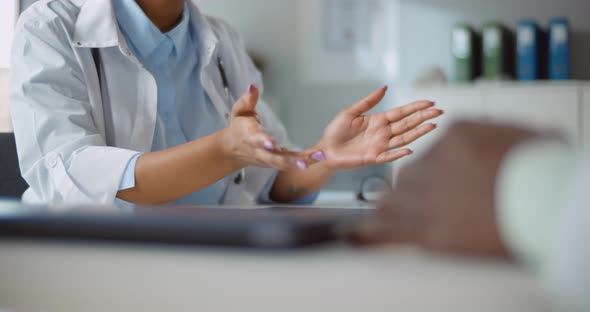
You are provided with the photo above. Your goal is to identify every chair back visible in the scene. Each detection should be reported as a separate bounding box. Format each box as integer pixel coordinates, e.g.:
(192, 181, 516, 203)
(0, 133, 28, 198)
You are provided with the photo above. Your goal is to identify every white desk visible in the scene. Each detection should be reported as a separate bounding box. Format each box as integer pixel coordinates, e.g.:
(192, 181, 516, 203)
(0, 241, 552, 312)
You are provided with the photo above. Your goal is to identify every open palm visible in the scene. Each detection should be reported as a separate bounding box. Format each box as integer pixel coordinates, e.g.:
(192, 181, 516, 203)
(317, 87, 443, 169)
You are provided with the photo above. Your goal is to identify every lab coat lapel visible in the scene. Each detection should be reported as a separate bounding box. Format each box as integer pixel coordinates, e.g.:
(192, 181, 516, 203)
(72, 0, 158, 152)
(71, 0, 119, 48)
(187, 1, 232, 124)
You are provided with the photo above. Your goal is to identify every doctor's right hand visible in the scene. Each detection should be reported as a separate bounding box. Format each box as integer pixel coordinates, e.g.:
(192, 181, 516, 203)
(221, 85, 320, 171)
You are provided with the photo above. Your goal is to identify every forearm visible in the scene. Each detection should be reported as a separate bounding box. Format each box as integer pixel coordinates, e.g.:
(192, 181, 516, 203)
(270, 162, 336, 203)
(117, 130, 241, 205)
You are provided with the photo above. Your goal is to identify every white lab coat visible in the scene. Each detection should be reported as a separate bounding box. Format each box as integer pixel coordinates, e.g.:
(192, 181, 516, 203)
(543, 162, 590, 311)
(10, 0, 293, 205)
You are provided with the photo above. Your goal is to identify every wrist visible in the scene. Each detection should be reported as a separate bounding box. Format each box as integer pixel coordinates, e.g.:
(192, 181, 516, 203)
(315, 161, 337, 178)
(218, 128, 246, 171)
(311, 140, 337, 173)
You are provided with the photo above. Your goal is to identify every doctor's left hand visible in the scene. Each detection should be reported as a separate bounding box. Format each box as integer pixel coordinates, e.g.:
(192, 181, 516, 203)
(313, 86, 443, 170)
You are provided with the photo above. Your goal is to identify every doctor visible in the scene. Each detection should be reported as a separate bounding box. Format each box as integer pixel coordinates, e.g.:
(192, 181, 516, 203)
(10, 0, 442, 206)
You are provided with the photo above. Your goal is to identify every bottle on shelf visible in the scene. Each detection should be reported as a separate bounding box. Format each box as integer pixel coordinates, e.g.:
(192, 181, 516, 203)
(548, 17, 571, 80)
(482, 21, 515, 80)
(517, 19, 548, 81)
(451, 23, 481, 83)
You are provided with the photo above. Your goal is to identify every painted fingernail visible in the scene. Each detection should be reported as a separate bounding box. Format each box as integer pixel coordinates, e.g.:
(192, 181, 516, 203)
(296, 160, 308, 170)
(247, 84, 255, 94)
(311, 151, 326, 161)
(263, 140, 274, 150)
(407, 149, 414, 155)
(432, 123, 438, 129)
(381, 85, 388, 92)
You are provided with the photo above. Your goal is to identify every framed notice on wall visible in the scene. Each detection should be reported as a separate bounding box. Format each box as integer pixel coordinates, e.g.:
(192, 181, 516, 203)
(322, 0, 371, 52)
(297, 0, 400, 84)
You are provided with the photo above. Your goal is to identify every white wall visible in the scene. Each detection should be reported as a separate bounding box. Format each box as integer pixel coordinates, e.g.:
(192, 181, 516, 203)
(0, 1, 17, 132)
(0, 70, 11, 132)
(0, 1, 16, 69)
(195, 0, 380, 147)
(398, 0, 590, 85)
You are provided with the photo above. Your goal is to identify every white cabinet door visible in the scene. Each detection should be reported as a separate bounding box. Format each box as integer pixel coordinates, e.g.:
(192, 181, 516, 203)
(484, 85, 581, 149)
(394, 88, 486, 156)
(391, 83, 587, 183)
(391, 88, 485, 182)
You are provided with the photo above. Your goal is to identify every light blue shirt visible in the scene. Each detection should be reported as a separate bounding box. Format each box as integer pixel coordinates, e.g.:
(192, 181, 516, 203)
(113, 0, 317, 205)
(114, 0, 229, 205)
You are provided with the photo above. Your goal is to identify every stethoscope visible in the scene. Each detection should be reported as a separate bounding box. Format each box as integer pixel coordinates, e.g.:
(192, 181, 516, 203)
(217, 55, 246, 185)
(356, 175, 392, 203)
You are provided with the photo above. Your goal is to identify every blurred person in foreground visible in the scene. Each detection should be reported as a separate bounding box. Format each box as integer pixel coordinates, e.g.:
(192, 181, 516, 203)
(356, 121, 589, 311)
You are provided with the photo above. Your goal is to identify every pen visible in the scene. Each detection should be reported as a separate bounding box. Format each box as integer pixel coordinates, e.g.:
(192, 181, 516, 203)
(218, 56, 246, 185)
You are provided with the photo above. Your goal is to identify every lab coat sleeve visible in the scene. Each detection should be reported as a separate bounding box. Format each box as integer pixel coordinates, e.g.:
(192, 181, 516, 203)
(118, 154, 142, 191)
(257, 170, 320, 205)
(10, 12, 140, 204)
(543, 163, 590, 311)
(496, 140, 576, 268)
(498, 141, 590, 311)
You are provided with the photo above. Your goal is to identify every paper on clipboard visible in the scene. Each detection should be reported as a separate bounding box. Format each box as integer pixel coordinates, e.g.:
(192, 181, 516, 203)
(322, 0, 372, 51)
(298, 0, 400, 84)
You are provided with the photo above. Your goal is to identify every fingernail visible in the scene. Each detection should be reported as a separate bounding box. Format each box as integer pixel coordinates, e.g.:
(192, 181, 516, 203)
(431, 101, 437, 106)
(311, 151, 326, 161)
(296, 160, 308, 170)
(263, 140, 274, 150)
(247, 84, 254, 94)
(432, 123, 438, 129)
(381, 85, 388, 92)
(407, 149, 414, 155)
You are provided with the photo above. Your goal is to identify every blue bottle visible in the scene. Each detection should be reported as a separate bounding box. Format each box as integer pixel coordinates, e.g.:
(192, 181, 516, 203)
(548, 18, 570, 80)
(517, 19, 546, 81)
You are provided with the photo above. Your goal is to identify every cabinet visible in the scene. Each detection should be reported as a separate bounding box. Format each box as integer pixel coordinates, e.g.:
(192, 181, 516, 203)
(484, 84, 580, 147)
(393, 86, 485, 158)
(391, 81, 590, 182)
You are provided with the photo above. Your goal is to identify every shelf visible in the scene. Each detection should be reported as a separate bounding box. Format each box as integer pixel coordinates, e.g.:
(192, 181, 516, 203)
(400, 80, 590, 93)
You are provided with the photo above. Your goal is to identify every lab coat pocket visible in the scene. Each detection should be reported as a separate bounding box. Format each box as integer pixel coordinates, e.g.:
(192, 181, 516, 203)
(222, 167, 274, 205)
